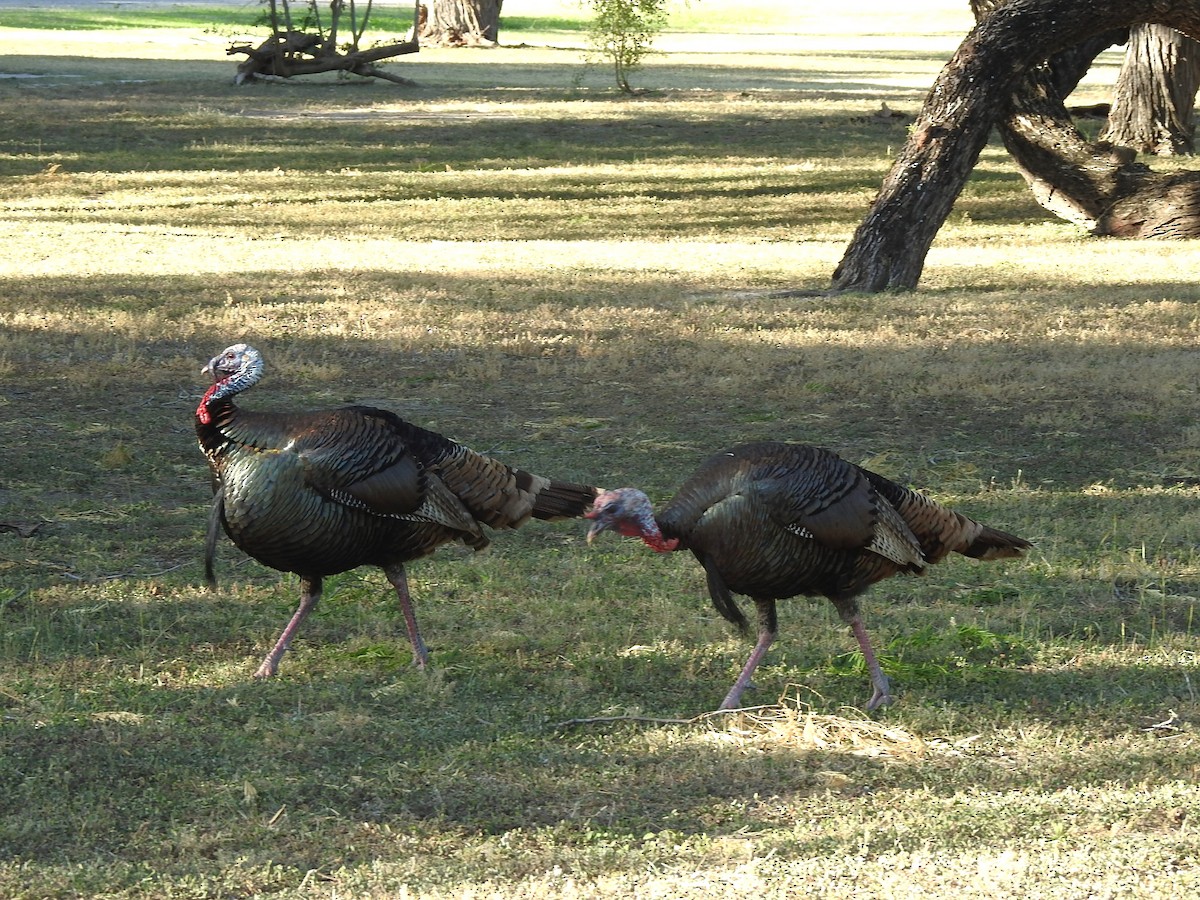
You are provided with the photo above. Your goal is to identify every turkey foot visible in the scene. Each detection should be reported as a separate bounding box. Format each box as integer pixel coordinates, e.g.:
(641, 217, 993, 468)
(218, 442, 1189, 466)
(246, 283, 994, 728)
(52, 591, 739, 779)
(852, 616, 893, 711)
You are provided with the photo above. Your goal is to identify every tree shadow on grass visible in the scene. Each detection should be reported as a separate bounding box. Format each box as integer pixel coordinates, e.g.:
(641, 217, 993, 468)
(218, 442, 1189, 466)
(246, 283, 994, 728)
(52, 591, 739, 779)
(3, 271, 1200, 604)
(2, 495, 1197, 886)
(2, 46, 1199, 884)
(0, 49, 949, 96)
(2, 59, 937, 177)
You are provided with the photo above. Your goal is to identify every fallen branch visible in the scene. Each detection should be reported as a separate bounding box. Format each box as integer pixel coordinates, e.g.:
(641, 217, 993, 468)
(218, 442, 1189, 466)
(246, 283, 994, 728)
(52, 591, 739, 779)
(228, 0, 421, 85)
(57, 562, 190, 582)
(548, 706, 774, 729)
(230, 36, 421, 85)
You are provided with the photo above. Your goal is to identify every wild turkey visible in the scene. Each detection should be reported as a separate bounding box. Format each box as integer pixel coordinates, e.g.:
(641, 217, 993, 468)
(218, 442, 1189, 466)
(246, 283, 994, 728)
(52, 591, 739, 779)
(584, 441, 1031, 711)
(195, 342, 599, 678)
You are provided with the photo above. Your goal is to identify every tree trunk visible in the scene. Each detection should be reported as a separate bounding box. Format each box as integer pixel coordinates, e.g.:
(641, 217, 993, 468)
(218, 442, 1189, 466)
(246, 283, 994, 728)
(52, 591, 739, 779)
(991, 46, 1200, 239)
(1101, 24, 1200, 156)
(831, 0, 1200, 294)
(420, 0, 502, 47)
(990, 11, 1200, 239)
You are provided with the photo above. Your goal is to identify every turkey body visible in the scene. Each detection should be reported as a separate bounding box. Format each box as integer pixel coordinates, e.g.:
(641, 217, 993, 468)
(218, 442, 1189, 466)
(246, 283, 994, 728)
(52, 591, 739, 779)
(207, 405, 503, 575)
(586, 441, 1031, 710)
(196, 343, 598, 678)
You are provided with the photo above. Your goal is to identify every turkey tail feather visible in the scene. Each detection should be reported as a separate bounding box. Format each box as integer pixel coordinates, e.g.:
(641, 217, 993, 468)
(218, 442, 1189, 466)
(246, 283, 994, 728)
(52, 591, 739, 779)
(961, 524, 1031, 560)
(862, 469, 1031, 563)
(530, 478, 600, 521)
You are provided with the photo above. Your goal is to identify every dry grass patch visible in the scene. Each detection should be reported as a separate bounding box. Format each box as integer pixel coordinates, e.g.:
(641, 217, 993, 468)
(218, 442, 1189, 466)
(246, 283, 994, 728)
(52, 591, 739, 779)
(708, 692, 931, 762)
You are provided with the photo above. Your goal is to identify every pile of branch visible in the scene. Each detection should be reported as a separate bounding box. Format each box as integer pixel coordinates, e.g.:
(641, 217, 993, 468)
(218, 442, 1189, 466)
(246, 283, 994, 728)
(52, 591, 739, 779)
(228, 33, 419, 84)
(228, 0, 422, 85)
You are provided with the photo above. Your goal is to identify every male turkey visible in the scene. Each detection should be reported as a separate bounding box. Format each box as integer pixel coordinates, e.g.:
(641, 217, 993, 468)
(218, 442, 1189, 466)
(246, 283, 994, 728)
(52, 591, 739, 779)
(196, 342, 598, 678)
(584, 441, 1031, 711)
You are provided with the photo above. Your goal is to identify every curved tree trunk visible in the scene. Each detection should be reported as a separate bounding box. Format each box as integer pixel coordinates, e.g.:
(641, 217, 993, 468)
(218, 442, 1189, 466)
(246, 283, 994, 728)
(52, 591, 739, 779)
(990, 8, 1200, 239)
(831, 0, 1200, 293)
(420, 0, 503, 46)
(994, 41, 1200, 238)
(1102, 24, 1200, 156)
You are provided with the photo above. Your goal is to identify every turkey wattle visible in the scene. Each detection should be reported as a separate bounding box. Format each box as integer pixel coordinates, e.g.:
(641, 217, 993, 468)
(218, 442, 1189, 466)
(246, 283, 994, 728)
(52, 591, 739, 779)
(585, 441, 1031, 711)
(196, 342, 599, 678)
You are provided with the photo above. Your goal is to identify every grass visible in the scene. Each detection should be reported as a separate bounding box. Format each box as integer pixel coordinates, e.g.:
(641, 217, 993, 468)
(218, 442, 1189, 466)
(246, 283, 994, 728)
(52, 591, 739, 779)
(2, 1, 1200, 897)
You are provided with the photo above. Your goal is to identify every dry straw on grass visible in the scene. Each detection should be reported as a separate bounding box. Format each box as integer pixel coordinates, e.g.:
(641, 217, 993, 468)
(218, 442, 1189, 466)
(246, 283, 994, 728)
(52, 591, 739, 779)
(556, 687, 930, 760)
(708, 687, 929, 760)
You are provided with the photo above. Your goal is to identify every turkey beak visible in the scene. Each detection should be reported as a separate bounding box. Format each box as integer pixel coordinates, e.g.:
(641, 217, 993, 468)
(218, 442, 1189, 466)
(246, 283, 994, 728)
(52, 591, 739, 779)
(584, 511, 607, 545)
(202, 352, 226, 380)
(202, 354, 231, 381)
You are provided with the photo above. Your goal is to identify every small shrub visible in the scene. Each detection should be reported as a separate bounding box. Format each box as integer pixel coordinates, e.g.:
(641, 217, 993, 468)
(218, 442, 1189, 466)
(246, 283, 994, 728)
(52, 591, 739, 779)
(585, 0, 670, 93)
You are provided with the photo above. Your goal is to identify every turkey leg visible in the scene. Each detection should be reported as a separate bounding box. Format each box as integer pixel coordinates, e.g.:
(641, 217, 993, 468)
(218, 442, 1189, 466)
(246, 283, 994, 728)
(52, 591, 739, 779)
(850, 615, 892, 710)
(718, 629, 775, 710)
(384, 563, 429, 669)
(254, 575, 321, 678)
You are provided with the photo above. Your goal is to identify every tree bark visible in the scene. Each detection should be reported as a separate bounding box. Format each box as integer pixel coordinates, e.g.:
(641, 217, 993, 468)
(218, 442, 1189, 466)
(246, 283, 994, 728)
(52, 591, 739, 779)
(831, 0, 1200, 293)
(420, 0, 503, 47)
(1102, 24, 1200, 155)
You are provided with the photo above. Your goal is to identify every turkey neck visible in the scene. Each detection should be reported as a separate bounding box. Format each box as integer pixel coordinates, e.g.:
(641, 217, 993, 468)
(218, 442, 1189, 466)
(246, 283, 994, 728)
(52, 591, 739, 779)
(196, 393, 313, 465)
(196, 349, 263, 430)
(196, 379, 279, 459)
(195, 382, 236, 456)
